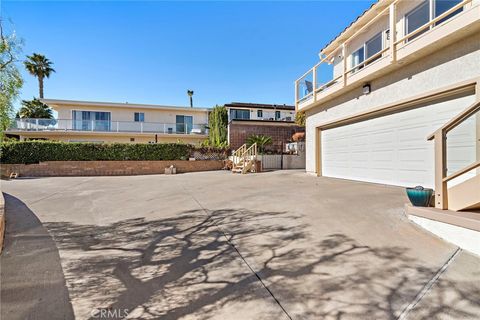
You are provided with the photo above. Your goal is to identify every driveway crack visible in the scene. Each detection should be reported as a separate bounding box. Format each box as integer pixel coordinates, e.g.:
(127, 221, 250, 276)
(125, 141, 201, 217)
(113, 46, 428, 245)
(183, 186, 293, 320)
(396, 247, 462, 320)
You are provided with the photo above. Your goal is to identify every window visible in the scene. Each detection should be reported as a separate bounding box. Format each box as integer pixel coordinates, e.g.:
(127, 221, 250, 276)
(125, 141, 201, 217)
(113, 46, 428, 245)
(405, 0, 430, 41)
(257, 110, 263, 118)
(435, 0, 462, 25)
(275, 111, 281, 120)
(365, 32, 383, 64)
(72, 111, 111, 131)
(351, 47, 365, 72)
(134, 112, 144, 122)
(176, 115, 193, 134)
(230, 109, 250, 120)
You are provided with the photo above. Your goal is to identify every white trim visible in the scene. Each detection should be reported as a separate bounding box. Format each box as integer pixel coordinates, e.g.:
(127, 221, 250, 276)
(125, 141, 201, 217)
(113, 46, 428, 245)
(41, 99, 210, 112)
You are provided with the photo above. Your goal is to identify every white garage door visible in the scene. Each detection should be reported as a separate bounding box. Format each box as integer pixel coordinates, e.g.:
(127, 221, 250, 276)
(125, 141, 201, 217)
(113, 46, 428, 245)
(322, 94, 477, 188)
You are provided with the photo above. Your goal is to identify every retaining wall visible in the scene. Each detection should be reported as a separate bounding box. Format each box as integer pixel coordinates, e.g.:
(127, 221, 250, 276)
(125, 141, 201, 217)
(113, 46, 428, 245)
(1, 160, 225, 178)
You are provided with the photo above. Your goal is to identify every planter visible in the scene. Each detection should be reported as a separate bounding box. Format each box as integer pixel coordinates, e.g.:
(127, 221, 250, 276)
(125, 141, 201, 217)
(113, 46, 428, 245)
(406, 186, 433, 207)
(254, 160, 262, 173)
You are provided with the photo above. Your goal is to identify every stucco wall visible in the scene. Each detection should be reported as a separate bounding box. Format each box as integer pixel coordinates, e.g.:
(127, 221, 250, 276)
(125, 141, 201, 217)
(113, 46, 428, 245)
(55, 105, 208, 125)
(18, 133, 206, 145)
(305, 32, 480, 173)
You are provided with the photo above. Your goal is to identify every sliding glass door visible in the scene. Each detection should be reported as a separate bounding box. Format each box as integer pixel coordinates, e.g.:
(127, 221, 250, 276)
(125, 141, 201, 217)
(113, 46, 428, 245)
(176, 115, 193, 134)
(72, 111, 111, 131)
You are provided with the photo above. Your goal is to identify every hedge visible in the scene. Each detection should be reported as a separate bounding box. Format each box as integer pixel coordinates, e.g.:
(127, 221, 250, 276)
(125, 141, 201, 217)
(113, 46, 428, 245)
(0, 141, 227, 164)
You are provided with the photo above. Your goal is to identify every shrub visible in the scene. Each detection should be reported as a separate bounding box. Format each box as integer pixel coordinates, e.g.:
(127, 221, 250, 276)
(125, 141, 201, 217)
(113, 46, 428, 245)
(0, 141, 196, 164)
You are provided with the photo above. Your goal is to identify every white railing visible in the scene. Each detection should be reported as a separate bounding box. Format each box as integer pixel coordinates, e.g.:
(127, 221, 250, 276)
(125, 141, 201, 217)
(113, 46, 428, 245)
(295, 0, 475, 107)
(427, 99, 480, 209)
(231, 143, 258, 174)
(9, 118, 208, 135)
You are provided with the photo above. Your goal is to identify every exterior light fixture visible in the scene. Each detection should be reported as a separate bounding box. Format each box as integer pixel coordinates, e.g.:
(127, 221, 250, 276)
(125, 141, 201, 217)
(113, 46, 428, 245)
(363, 84, 371, 95)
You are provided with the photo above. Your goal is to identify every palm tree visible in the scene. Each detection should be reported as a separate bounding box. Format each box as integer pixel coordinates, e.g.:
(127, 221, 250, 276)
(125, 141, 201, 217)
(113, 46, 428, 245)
(246, 134, 273, 154)
(187, 90, 194, 108)
(24, 53, 55, 99)
(19, 98, 53, 119)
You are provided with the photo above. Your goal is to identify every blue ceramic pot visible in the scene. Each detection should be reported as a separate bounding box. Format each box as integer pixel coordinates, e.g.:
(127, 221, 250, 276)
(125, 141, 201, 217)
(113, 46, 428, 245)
(406, 186, 433, 207)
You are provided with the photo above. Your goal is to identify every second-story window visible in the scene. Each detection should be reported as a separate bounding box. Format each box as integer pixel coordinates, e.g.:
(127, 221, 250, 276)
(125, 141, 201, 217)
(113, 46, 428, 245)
(230, 109, 250, 120)
(405, 0, 430, 41)
(365, 32, 383, 62)
(435, 0, 463, 25)
(257, 110, 263, 118)
(275, 111, 281, 120)
(134, 112, 145, 122)
(351, 47, 365, 72)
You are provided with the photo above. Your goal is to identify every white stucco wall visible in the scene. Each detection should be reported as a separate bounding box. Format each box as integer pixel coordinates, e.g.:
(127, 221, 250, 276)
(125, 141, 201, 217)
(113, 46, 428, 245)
(305, 32, 480, 173)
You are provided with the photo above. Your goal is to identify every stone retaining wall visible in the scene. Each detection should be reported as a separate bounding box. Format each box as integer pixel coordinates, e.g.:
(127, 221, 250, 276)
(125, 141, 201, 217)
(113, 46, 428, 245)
(1, 160, 225, 178)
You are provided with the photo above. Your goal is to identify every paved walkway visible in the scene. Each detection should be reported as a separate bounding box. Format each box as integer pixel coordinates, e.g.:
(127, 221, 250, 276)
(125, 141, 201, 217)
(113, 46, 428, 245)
(1, 171, 479, 319)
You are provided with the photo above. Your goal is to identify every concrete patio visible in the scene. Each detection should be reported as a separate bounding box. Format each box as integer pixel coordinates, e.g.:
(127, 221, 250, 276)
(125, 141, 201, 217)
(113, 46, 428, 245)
(1, 170, 479, 319)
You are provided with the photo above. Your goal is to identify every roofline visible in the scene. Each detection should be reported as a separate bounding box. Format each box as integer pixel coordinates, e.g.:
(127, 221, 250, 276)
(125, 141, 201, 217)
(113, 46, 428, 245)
(40, 99, 211, 112)
(320, 0, 393, 55)
(224, 102, 295, 111)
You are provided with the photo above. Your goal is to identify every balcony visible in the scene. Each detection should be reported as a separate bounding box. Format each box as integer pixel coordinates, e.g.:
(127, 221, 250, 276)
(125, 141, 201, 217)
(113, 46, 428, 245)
(8, 119, 208, 135)
(295, 0, 480, 111)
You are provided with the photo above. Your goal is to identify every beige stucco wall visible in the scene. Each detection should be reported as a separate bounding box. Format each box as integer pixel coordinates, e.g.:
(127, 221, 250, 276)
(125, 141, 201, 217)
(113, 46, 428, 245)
(18, 132, 206, 145)
(305, 32, 480, 173)
(55, 105, 208, 125)
(227, 108, 295, 121)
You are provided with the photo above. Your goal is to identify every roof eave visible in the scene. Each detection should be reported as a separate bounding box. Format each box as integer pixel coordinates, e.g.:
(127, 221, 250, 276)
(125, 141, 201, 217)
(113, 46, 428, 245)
(320, 0, 392, 56)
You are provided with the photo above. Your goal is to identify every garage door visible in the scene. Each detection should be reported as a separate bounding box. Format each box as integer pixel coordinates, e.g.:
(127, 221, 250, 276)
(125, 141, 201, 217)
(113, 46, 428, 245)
(322, 94, 477, 188)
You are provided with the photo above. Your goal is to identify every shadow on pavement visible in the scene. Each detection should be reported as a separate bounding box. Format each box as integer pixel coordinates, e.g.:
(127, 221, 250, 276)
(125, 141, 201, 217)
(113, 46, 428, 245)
(40, 207, 480, 319)
(0, 193, 74, 320)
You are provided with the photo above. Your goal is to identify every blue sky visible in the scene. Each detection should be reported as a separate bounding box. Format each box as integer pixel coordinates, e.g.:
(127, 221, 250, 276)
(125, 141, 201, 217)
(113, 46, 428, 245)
(2, 0, 373, 109)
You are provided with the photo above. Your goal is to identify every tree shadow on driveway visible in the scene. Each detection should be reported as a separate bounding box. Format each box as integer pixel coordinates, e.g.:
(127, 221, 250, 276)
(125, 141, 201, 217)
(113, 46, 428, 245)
(5, 194, 479, 320)
(1, 193, 74, 320)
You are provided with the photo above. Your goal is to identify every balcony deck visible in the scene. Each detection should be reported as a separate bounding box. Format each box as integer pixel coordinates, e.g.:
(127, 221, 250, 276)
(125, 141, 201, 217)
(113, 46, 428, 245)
(7, 119, 208, 136)
(295, 0, 480, 111)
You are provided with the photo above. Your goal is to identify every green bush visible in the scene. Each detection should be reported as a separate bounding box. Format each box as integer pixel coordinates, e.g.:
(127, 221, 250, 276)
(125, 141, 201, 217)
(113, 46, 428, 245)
(0, 141, 195, 164)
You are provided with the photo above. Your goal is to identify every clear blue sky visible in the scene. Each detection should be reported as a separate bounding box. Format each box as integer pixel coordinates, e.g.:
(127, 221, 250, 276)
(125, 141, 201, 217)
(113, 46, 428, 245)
(2, 0, 373, 109)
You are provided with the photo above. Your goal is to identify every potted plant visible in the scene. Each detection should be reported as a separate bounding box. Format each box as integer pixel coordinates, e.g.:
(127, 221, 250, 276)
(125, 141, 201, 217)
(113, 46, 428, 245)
(406, 186, 434, 207)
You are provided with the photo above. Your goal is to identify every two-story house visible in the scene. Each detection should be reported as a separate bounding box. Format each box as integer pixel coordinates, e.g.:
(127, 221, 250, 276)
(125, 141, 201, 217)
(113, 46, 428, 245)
(225, 102, 303, 152)
(8, 99, 209, 144)
(296, 0, 479, 212)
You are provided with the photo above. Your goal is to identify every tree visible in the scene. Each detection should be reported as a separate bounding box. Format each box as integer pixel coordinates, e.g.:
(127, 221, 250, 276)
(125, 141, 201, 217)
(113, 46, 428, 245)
(246, 134, 272, 154)
(295, 110, 306, 127)
(0, 20, 23, 140)
(207, 105, 228, 147)
(187, 90, 194, 108)
(24, 53, 55, 99)
(18, 98, 53, 119)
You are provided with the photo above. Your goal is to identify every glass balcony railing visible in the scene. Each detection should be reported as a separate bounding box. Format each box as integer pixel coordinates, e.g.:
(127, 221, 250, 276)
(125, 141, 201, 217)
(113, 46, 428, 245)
(295, 0, 476, 107)
(9, 119, 208, 135)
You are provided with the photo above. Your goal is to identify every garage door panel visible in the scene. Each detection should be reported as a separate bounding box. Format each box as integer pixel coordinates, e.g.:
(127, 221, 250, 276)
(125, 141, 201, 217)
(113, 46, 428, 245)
(321, 94, 476, 188)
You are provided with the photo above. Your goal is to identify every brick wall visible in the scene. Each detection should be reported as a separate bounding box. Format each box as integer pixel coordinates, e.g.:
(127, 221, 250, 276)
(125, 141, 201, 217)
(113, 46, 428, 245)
(229, 122, 304, 152)
(1, 160, 225, 178)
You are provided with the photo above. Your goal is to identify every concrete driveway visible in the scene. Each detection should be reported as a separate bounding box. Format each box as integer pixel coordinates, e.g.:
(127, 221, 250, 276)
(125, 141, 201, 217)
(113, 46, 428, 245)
(1, 170, 479, 319)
